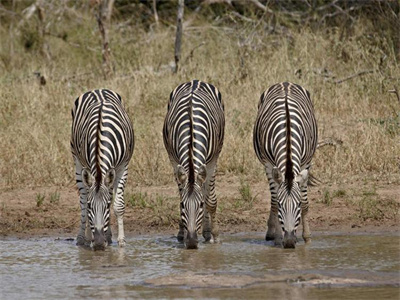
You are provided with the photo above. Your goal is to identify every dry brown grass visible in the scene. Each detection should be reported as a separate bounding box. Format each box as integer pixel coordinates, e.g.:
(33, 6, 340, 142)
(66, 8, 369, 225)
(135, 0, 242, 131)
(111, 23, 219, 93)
(0, 6, 399, 194)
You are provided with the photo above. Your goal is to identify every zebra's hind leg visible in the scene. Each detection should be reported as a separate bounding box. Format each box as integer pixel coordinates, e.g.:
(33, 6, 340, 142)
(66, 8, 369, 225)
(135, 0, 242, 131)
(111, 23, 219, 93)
(113, 166, 128, 247)
(207, 204, 219, 244)
(202, 209, 212, 242)
(301, 187, 311, 243)
(302, 209, 311, 244)
(203, 163, 219, 243)
(265, 167, 281, 244)
(265, 209, 276, 241)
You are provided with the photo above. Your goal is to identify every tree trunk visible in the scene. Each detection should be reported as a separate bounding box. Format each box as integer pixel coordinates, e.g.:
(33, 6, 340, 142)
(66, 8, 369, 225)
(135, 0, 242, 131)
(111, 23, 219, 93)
(174, 0, 184, 73)
(36, 0, 51, 60)
(97, 0, 114, 79)
(153, 0, 159, 25)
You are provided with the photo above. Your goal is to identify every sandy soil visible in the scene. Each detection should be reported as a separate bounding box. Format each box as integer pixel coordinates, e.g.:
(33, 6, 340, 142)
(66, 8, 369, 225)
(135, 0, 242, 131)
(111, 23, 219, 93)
(0, 177, 398, 239)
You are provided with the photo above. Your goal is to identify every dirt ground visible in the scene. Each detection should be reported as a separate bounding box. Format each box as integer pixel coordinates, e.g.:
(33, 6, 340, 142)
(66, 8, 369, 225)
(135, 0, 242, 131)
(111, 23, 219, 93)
(0, 177, 398, 239)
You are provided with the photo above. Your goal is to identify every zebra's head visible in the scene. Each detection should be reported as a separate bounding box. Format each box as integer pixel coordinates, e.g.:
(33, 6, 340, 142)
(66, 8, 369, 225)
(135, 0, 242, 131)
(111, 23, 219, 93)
(175, 164, 207, 249)
(273, 167, 308, 248)
(82, 168, 115, 250)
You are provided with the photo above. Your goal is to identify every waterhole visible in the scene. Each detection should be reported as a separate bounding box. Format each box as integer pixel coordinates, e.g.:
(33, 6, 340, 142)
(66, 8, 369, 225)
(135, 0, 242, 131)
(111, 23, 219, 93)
(1, 232, 399, 299)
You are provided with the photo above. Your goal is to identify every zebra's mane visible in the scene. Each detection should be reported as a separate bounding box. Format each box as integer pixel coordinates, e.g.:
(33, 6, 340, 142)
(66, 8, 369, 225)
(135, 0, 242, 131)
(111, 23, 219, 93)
(187, 81, 199, 186)
(94, 90, 104, 186)
(187, 103, 195, 186)
(283, 82, 294, 189)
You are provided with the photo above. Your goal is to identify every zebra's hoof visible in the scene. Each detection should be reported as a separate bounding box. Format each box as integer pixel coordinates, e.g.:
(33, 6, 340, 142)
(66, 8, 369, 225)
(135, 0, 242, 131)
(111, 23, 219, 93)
(212, 237, 220, 244)
(77, 236, 91, 247)
(265, 235, 275, 241)
(203, 231, 212, 242)
(303, 237, 311, 244)
(118, 239, 126, 247)
(274, 239, 283, 247)
(76, 236, 85, 246)
(177, 233, 184, 243)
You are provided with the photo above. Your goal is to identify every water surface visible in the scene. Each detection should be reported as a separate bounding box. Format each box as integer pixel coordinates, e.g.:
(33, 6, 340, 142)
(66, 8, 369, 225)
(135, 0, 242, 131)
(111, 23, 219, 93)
(1, 232, 399, 299)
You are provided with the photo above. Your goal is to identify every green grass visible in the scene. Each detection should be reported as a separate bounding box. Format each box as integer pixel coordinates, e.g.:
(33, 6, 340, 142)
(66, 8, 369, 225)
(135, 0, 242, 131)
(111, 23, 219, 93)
(126, 192, 150, 208)
(320, 188, 346, 206)
(49, 191, 60, 204)
(322, 190, 333, 206)
(35, 193, 45, 208)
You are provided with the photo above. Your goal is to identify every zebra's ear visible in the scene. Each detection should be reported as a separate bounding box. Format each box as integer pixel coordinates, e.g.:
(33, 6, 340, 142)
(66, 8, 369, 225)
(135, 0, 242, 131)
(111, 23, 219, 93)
(176, 165, 187, 184)
(197, 164, 207, 185)
(104, 169, 116, 189)
(82, 168, 94, 187)
(295, 169, 308, 185)
(272, 167, 283, 184)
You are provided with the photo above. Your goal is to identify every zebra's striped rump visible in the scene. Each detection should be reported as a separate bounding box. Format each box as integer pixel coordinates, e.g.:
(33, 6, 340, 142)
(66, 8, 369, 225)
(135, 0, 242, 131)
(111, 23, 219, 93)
(71, 89, 134, 249)
(254, 82, 317, 248)
(163, 80, 225, 249)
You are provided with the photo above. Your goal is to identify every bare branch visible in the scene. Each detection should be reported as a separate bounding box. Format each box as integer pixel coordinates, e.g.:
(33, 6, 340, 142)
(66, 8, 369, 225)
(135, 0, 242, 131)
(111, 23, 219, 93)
(388, 86, 400, 104)
(0, 6, 19, 16)
(248, 0, 274, 14)
(333, 69, 374, 84)
(317, 137, 343, 149)
(316, 0, 340, 12)
(17, 4, 36, 28)
(182, 42, 206, 64)
(230, 11, 256, 23)
(152, 0, 159, 25)
(311, 68, 336, 79)
(106, 0, 115, 23)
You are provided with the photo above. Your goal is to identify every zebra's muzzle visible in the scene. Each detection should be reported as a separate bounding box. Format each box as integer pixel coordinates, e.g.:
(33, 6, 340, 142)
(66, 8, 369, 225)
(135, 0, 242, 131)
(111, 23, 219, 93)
(185, 231, 198, 249)
(93, 228, 107, 251)
(283, 230, 297, 249)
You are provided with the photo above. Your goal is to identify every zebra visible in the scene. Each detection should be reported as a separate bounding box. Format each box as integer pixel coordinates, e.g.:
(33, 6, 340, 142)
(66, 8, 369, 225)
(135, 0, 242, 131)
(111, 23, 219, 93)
(163, 80, 225, 249)
(253, 82, 318, 248)
(71, 89, 134, 250)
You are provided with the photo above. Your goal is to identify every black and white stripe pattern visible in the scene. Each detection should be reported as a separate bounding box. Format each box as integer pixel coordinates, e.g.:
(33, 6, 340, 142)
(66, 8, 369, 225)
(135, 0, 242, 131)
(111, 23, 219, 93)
(253, 82, 317, 248)
(71, 89, 134, 249)
(163, 80, 225, 249)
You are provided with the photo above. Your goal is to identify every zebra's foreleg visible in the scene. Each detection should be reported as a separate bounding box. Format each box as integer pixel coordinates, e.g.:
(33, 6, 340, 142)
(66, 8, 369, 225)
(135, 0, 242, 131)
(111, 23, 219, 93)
(74, 159, 91, 247)
(301, 187, 311, 243)
(177, 220, 185, 243)
(271, 203, 283, 246)
(266, 170, 280, 243)
(113, 167, 128, 247)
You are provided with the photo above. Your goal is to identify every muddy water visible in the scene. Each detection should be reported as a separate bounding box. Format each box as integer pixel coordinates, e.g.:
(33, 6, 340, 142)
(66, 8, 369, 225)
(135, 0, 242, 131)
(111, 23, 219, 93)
(1, 232, 399, 299)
